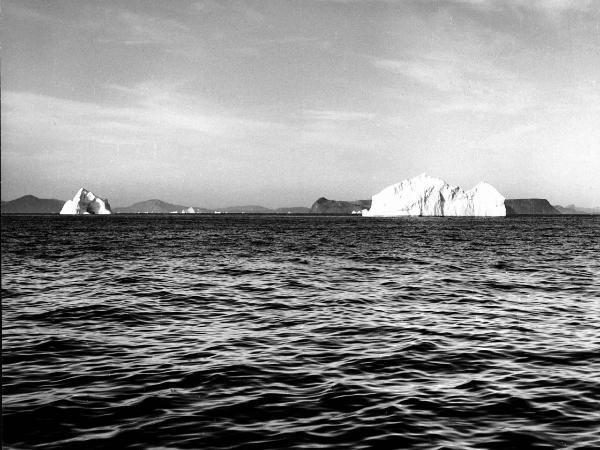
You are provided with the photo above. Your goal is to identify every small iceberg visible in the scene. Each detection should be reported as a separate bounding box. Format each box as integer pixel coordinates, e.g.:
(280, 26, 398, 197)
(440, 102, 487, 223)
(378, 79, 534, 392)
(60, 188, 112, 215)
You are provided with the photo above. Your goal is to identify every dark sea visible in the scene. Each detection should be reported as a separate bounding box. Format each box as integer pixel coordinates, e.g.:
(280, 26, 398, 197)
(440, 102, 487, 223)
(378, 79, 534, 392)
(2, 215, 599, 449)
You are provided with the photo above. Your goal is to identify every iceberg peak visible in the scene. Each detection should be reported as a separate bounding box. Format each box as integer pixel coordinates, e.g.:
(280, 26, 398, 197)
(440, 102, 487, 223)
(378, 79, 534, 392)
(363, 174, 505, 217)
(60, 187, 112, 215)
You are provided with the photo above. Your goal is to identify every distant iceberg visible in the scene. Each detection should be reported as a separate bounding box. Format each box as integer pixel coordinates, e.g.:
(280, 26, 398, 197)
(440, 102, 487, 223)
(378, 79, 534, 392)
(60, 188, 112, 214)
(362, 174, 506, 217)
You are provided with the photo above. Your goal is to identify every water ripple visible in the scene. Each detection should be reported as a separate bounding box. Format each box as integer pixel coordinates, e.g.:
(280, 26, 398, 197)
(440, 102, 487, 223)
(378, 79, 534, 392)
(2, 215, 599, 449)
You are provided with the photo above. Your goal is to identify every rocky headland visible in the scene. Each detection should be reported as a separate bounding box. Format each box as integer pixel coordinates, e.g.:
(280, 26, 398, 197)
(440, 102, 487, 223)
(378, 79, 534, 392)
(309, 198, 371, 214)
(504, 199, 560, 215)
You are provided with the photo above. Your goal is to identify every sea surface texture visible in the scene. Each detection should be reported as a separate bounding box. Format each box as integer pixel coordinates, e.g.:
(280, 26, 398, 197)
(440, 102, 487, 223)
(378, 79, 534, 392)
(2, 215, 599, 449)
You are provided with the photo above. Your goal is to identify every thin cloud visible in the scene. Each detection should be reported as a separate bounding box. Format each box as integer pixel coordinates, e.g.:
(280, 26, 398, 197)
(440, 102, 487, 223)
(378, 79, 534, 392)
(374, 58, 462, 93)
(303, 110, 376, 121)
(115, 11, 191, 46)
(505, 0, 594, 13)
(259, 37, 321, 45)
(312, 0, 594, 10)
(4, 2, 57, 23)
(190, 0, 265, 28)
(86, 9, 194, 48)
(443, 0, 596, 17)
(475, 123, 540, 150)
(374, 53, 536, 114)
(2, 87, 281, 150)
(5, 3, 194, 47)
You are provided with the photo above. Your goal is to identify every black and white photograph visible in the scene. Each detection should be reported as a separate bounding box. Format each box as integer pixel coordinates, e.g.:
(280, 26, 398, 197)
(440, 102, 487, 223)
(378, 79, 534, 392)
(2, 0, 599, 448)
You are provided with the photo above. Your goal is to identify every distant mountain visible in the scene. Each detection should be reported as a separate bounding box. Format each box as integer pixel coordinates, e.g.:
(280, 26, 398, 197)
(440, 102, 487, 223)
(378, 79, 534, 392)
(114, 199, 190, 213)
(310, 197, 371, 214)
(10, 193, 594, 216)
(220, 205, 275, 213)
(107, 200, 302, 214)
(554, 204, 600, 214)
(0, 195, 64, 214)
(274, 207, 311, 214)
(505, 199, 560, 215)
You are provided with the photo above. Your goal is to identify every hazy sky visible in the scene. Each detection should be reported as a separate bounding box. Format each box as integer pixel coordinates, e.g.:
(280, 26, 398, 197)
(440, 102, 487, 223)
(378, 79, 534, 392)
(2, 0, 599, 207)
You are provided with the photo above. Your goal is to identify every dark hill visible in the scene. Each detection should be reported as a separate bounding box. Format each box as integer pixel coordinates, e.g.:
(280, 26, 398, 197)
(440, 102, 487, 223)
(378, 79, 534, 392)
(1, 195, 64, 214)
(310, 198, 371, 214)
(505, 199, 560, 215)
(114, 199, 188, 213)
(553, 204, 600, 214)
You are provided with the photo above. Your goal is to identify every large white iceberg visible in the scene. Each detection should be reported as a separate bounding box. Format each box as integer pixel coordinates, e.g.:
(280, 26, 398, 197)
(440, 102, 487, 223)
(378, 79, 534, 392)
(60, 188, 112, 214)
(362, 174, 506, 217)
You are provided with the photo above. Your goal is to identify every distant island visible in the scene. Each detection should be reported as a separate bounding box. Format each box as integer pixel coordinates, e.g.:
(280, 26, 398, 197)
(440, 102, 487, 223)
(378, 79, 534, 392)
(0, 192, 311, 215)
(113, 199, 211, 214)
(309, 198, 371, 215)
(1, 176, 598, 216)
(504, 199, 560, 215)
(112, 200, 310, 214)
(3, 194, 597, 216)
(0, 195, 64, 214)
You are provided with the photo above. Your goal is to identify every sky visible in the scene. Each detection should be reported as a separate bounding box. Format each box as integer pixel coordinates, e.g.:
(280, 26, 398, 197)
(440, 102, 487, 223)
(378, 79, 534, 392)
(2, 0, 599, 208)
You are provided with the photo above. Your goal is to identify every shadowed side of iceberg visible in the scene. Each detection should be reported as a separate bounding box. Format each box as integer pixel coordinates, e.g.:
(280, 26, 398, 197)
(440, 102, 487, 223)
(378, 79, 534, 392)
(60, 188, 112, 215)
(362, 174, 506, 217)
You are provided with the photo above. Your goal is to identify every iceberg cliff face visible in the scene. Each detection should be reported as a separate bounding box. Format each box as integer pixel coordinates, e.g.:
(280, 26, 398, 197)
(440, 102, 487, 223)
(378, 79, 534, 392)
(363, 174, 506, 217)
(60, 188, 112, 214)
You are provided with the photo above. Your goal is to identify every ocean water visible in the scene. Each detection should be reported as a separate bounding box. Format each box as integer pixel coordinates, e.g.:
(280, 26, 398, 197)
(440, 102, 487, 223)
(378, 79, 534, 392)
(2, 215, 599, 449)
